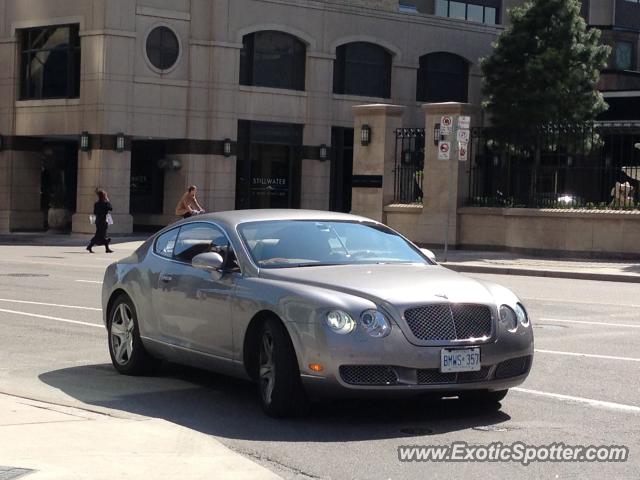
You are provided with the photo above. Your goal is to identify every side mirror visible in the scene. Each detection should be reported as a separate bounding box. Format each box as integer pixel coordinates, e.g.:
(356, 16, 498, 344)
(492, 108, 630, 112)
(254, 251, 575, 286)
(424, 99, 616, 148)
(192, 252, 224, 272)
(420, 248, 437, 263)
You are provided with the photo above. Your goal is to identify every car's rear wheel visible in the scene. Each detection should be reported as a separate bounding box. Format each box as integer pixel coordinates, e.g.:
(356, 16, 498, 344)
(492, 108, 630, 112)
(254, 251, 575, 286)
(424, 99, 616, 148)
(108, 294, 158, 375)
(257, 318, 309, 417)
(460, 389, 509, 406)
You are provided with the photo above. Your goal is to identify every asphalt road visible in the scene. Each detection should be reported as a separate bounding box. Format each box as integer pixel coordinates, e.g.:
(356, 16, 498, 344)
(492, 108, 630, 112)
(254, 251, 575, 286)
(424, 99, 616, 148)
(0, 241, 639, 479)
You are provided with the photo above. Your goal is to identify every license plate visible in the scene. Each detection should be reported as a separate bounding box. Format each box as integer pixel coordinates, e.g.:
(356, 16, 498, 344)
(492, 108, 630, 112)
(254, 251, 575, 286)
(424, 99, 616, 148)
(440, 348, 481, 373)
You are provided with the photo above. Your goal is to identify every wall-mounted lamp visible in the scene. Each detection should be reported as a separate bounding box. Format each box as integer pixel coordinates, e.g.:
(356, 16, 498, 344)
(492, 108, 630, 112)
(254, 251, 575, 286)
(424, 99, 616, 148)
(634, 142, 640, 150)
(361, 124, 371, 146)
(80, 131, 91, 152)
(433, 123, 441, 146)
(223, 138, 232, 157)
(319, 144, 328, 161)
(116, 132, 126, 153)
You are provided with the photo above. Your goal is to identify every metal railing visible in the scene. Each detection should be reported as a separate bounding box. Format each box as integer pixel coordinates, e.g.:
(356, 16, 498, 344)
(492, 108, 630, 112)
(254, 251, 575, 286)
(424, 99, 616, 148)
(393, 128, 425, 204)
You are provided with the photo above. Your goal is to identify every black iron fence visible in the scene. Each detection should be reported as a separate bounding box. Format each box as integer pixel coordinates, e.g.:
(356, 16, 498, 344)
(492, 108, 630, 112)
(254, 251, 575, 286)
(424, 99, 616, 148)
(393, 128, 425, 204)
(468, 123, 640, 210)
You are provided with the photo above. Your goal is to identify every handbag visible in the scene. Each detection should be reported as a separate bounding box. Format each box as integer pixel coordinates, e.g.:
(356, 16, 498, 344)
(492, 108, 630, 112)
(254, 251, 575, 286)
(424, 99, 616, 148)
(106, 213, 114, 225)
(89, 214, 96, 225)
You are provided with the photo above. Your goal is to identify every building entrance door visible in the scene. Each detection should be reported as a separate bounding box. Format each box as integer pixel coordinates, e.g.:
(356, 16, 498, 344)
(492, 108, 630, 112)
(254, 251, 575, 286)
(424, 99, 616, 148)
(236, 120, 302, 210)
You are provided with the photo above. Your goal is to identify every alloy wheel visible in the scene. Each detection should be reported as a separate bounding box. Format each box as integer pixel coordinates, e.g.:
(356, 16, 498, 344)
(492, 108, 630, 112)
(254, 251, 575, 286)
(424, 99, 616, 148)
(110, 303, 135, 365)
(259, 330, 276, 404)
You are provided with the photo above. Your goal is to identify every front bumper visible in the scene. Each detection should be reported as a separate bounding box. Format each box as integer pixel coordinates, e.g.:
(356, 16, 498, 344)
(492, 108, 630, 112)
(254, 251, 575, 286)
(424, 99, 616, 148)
(292, 317, 534, 399)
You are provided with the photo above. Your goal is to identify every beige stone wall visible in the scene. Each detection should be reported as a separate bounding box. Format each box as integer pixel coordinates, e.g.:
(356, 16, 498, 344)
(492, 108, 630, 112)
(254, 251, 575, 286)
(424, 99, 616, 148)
(0, 150, 43, 232)
(458, 208, 640, 256)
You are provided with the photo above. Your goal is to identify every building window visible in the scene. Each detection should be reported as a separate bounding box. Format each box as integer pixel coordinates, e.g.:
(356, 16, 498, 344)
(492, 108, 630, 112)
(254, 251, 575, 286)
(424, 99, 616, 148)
(19, 24, 81, 100)
(333, 42, 392, 98)
(417, 52, 469, 103)
(146, 26, 180, 71)
(435, 0, 498, 24)
(614, 42, 634, 71)
(240, 31, 306, 91)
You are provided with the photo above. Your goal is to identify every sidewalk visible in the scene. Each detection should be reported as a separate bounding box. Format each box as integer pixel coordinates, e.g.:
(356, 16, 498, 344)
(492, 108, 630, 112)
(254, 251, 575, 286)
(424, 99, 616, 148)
(0, 393, 280, 480)
(436, 249, 640, 283)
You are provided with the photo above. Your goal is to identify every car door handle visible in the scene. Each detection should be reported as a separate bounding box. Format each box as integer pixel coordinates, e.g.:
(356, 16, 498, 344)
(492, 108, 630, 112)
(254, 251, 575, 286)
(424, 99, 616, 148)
(160, 274, 173, 283)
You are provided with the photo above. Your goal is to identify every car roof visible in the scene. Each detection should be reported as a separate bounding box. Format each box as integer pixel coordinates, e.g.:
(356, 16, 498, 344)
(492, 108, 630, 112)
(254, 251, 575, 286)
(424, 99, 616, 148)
(194, 209, 376, 230)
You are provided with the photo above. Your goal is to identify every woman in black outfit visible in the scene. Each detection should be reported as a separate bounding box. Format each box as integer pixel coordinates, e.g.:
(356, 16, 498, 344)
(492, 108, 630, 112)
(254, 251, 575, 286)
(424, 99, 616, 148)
(87, 190, 114, 253)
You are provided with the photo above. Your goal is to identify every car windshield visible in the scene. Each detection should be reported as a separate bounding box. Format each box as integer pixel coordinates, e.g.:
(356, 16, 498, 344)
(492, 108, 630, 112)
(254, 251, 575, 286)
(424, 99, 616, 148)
(238, 220, 428, 268)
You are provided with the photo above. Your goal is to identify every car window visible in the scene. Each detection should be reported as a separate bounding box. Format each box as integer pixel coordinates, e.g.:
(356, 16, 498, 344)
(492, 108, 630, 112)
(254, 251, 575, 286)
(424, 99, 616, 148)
(155, 228, 179, 259)
(173, 223, 230, 264)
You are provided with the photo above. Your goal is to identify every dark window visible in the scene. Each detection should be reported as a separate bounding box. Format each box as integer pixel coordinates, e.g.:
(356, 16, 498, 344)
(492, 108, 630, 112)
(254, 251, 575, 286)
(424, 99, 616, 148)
(155, 228, 179, 259)
(146, 26, 180, 71)
(173, 223, 230, 264)
(615, 41, 634, 70)
(19, 24, 81, 100)
(416, 52, 469, 103)
(240, 31, 306, 91)
(434, 0, 500, 24)
(333, 42, 392, 98)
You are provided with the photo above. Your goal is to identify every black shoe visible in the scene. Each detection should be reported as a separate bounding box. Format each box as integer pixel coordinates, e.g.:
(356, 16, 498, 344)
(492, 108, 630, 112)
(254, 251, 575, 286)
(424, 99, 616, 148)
(106, 247, 114, 253)
(86, 244, 94, 253)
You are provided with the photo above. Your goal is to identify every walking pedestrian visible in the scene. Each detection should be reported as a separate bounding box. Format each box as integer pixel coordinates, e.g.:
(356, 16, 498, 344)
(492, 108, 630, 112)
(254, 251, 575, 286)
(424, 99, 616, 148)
(175, 185, 205, 219)
(86, 189, 114, 253)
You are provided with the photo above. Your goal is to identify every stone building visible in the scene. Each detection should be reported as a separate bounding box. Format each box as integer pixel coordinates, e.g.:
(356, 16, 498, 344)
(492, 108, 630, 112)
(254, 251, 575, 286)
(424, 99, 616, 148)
(0, 0, 637, 234)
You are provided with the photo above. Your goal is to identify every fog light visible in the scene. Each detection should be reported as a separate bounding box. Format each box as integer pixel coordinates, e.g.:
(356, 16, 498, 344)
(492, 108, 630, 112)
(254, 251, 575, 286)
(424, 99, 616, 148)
(309, 363, 324, 372)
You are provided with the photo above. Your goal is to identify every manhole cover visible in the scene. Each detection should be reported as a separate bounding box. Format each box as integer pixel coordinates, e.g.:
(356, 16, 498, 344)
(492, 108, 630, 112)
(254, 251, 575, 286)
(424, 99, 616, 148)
(400, 427, 435, 436)
(0, 274, 49, 278)
(534, 324, 568, 331)
(0, 467, 35, 480)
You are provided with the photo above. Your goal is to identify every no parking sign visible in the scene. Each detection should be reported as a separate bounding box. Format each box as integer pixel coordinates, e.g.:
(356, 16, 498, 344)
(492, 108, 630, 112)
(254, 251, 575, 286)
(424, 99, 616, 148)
(438, 141, 451, 160)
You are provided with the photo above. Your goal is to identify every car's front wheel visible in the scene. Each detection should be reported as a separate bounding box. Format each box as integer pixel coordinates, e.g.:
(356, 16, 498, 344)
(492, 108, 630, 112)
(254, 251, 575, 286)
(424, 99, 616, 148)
(108, 294, 158, 375)
(257, 318, 309, 417)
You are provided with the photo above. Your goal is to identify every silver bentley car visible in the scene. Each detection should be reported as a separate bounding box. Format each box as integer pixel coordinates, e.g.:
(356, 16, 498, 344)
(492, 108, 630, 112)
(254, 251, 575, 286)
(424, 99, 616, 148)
(102, 210, 533, 417)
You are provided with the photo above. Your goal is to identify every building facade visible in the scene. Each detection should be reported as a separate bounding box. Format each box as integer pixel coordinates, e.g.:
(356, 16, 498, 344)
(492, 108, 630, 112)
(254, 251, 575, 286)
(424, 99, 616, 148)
(0, 0, 637, 234)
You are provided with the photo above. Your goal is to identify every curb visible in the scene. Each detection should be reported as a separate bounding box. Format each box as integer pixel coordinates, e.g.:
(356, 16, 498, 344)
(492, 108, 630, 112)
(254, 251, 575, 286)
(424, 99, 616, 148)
(443, 263, 640, 284)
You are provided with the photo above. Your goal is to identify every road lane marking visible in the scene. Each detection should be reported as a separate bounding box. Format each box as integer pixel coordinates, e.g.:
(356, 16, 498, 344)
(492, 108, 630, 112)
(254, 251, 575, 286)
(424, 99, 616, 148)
(0, 308, 103, 329)
(0, 299, 101, 311)
(535, 349, 640, 363)
(513, 388, 640, 414)
(524, 298, 640, 308)
(539, 318, 640, 328)
(75, 280, 103, 284)
(0, 258, 108, 269)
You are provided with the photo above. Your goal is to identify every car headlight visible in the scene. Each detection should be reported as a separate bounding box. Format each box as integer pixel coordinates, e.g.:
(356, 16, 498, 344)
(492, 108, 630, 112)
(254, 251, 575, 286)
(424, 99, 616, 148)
(499, 305, 518, 331)
(515, 303, 530, 327)
(325, 310, 356, 334)
(360, 310, 391, 338)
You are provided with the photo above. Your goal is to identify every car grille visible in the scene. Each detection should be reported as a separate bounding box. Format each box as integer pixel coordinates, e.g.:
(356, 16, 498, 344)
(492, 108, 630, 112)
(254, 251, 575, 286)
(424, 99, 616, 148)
(340, 366, 490, 386)
(494, 356, 532, 379)
(339, 365, 398, 385)
(404, 304, 493, 341)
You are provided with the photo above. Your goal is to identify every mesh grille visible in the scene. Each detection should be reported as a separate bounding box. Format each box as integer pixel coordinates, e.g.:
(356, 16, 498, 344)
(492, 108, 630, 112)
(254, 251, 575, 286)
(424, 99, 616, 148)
(494, 356, 532, 379)
(417, 367, 490, 384)
(339, 365, 398, 385)
(404, 304, 492, 341)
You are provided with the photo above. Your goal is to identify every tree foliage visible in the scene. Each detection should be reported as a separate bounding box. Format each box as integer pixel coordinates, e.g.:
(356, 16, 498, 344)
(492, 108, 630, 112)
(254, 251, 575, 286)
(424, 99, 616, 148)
(481, 0, 610, 132)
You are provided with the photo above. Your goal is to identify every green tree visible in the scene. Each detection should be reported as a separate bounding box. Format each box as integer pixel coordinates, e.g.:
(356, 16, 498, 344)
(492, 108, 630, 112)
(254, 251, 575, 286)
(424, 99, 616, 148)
(481, 0, 610, 133)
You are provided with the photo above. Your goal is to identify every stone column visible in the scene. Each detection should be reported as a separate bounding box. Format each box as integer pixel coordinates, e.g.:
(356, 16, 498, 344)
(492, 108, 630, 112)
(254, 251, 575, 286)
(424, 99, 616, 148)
(351, 104, 405, 222)
(72, 150, 133, 234)
(0, 150, 44, 233)
(421, 102, 479, 247)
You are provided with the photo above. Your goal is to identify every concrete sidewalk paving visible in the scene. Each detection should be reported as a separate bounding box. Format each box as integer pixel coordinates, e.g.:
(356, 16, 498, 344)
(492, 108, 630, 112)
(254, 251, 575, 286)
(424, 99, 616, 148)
(0, 393, 280, 480)
(436, 249, 640, 283)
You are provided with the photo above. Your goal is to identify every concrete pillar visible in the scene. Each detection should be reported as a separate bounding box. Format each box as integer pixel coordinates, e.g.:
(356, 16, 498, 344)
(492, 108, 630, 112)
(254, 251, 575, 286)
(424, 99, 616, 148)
(0, 150, 44, 233)
(422, 102, 479, 246)
(351, 104, 406, 222)
(72, 150, 133, 234)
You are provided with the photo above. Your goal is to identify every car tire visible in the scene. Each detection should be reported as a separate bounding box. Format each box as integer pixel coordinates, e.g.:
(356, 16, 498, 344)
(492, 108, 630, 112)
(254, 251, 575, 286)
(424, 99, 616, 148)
(256, 318, 309, 418)
(108, 294, 158, 376)
(460, 389, 509, 405)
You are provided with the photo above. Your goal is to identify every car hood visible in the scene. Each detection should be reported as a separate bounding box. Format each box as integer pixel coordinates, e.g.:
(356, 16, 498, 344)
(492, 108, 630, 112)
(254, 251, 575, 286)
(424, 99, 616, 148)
(259, 263, 496, 307)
